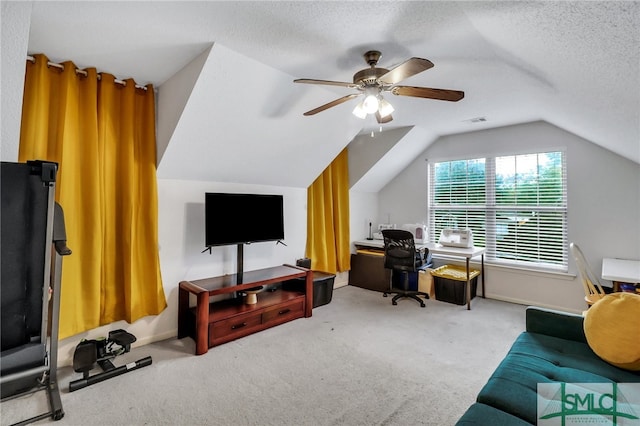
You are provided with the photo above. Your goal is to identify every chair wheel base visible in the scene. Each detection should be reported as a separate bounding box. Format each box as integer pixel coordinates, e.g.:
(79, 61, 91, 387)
(389, 292, 429, 308)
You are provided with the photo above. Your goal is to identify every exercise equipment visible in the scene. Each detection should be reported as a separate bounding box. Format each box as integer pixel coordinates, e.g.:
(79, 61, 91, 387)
(1, 160, 68, 424)
(69, 329, 152, 392)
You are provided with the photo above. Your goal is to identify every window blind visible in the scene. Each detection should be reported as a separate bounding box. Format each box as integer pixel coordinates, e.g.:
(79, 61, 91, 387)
(428, 151, 568, 271)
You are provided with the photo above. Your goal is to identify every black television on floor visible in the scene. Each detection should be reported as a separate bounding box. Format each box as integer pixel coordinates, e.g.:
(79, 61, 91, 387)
(205, 193, 284, 247)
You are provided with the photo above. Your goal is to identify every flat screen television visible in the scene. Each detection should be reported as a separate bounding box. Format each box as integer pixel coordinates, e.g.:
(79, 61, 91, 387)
(205, 192, 284, 247)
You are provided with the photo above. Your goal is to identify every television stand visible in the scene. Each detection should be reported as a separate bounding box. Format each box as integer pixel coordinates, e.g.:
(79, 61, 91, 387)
(178, 264, 312, 355)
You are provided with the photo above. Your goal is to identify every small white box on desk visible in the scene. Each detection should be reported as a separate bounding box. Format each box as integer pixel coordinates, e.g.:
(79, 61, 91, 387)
(402, 224, 428, 243)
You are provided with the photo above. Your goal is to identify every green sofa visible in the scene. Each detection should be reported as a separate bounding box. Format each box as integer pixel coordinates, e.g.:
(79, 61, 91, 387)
(456, 306, 640, 425)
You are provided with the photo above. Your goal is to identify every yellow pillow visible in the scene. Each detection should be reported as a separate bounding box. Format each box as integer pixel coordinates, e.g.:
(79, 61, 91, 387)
(584, 292, 640, 371)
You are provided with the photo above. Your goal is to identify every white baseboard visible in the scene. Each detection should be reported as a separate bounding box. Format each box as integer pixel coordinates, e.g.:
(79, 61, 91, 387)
(484, 294, 582, 315)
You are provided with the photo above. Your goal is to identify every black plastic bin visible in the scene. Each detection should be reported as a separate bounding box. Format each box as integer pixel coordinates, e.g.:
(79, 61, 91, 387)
(431, 265, 479, 305)
(283, 271, 335, 308)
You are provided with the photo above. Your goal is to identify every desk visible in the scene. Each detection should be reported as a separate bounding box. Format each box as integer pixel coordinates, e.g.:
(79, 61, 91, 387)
(349, 251, 391, 293)
(353, 240, 486, 310)
(602, 258, 640, 292)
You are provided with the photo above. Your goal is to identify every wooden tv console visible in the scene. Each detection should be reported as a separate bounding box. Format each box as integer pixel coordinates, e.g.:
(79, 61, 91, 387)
(178, 264, 312, 355)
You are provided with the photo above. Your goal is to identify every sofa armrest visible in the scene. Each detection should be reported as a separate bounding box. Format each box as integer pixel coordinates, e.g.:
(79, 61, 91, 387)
(525, 306, 587, 343)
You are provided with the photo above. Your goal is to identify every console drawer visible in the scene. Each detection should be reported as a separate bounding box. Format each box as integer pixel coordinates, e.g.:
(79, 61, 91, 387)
(262, 298, 304, 325)
(210, 312, 262, 345)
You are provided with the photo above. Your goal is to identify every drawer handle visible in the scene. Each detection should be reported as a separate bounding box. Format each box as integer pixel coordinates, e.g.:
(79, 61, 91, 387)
(231, 322, 247, 330)
(278, 308, 291, 315)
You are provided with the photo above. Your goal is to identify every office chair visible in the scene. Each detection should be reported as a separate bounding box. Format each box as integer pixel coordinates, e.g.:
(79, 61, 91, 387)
(382, 229, 430, 307)
(569, 242, 607, 309)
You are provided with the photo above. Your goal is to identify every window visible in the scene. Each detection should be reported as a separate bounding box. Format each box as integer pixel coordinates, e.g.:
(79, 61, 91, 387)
(428, 151, 567, 271)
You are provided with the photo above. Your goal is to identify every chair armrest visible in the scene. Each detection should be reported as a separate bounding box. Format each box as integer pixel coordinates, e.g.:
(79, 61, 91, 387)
(525, 306, 587, 344)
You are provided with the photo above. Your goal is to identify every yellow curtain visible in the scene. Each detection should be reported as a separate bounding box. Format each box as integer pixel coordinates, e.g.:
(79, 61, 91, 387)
(306, 147, 351, 274)
(19, 54, 167, 339)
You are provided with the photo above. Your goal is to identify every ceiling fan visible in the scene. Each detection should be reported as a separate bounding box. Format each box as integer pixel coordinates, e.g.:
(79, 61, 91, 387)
(294, 50, 464, 124)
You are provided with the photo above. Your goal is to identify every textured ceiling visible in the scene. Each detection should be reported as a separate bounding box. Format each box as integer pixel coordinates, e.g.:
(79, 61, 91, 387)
(24, 1, 640, 187)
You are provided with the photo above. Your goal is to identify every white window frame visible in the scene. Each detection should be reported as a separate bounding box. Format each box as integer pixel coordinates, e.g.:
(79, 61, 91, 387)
(428, 151, 568, 272)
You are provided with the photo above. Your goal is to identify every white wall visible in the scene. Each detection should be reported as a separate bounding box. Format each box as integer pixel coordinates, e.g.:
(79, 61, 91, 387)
(158, 180, 307, 284)
(349, 190, 378, 243)
(373, 121, 640, 313)
(156, 45, 213, 164)
(0, 1, 31, 160)
(348, 127, 411, 192)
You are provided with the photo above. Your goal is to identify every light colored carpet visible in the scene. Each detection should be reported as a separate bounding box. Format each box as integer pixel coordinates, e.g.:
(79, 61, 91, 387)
(1, 285, 526, 426)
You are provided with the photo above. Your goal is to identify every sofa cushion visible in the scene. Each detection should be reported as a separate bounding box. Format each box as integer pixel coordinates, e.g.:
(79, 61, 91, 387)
(524, 306, 586, 343)
(473, 331, 640, 424)
(584, 292, 640, 371)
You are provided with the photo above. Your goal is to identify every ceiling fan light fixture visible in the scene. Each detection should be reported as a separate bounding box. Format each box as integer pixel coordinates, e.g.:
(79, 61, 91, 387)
(362, 94, 379, 114)
(352, 101, 367, 119)
(377, 97, 394, 118)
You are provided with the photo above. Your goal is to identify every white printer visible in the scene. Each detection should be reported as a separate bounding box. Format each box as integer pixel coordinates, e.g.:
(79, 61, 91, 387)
(438, 228, 474, 248)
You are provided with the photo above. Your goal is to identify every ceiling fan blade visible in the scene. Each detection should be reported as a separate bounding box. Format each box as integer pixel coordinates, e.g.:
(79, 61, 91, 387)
(378, 58, 434, 85)
(375, 112, 393, 124)
(303, 94, 360, 116)
(391, 86, 464, 102)
(294, 78, 357, 88)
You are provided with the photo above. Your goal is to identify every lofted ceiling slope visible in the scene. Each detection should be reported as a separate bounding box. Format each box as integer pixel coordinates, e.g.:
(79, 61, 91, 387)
(156, 42, 362, 187)
(20, 1, 640, 189)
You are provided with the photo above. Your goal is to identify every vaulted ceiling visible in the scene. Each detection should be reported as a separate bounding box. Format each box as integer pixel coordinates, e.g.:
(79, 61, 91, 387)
(19, 1, 640, 189)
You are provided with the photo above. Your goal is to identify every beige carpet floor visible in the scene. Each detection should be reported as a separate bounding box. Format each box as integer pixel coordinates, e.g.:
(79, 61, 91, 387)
(1, 285, 527, 426)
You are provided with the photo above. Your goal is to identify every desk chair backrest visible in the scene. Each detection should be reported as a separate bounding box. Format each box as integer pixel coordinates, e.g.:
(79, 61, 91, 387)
(569, 242, 606, 307)
(382, 229, 422, 273)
